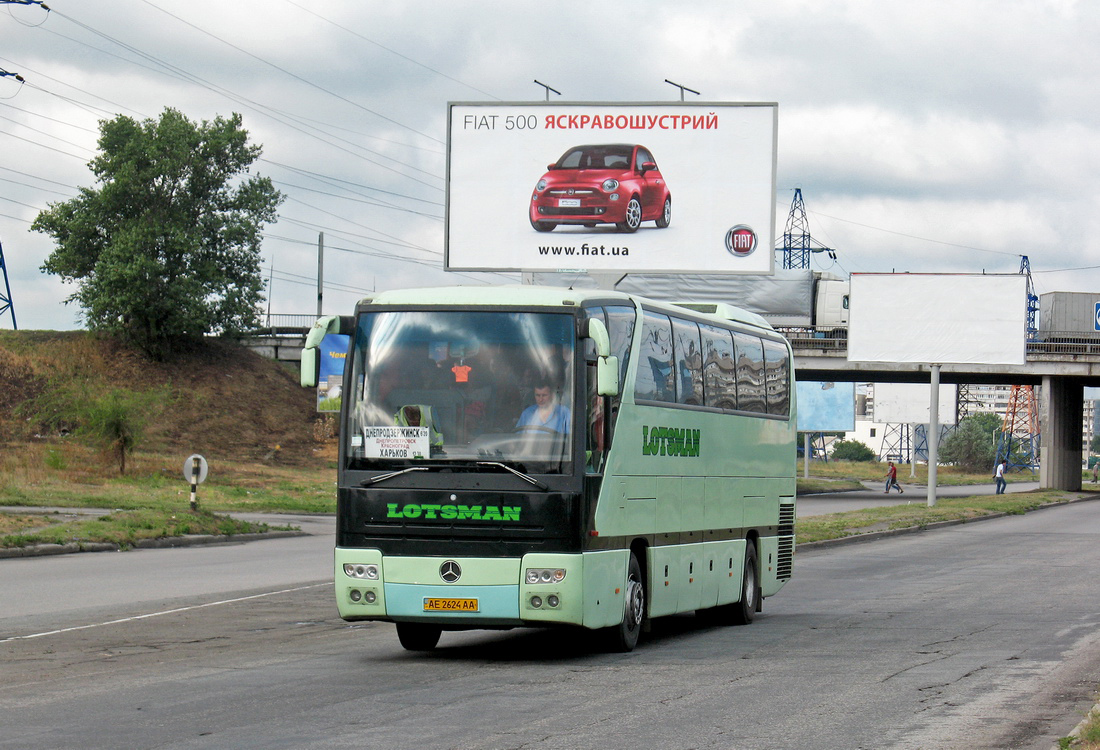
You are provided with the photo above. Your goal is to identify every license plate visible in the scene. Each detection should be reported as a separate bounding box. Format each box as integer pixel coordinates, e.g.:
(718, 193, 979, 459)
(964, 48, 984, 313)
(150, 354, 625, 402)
(423, 597, 479, 612)
(558, 198, 581, 208)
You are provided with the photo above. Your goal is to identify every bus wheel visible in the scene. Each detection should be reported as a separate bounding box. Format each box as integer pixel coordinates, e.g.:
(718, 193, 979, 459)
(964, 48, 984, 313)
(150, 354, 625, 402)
(608, 552, 645, 652)
(396, 623, 442, 651)
(716, 541, 758, 626)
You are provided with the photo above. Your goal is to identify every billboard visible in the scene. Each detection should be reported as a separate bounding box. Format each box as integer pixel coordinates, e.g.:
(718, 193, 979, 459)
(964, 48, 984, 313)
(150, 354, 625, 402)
(446, 102, 777, 274)
(873, 382, 957, 424)
(847, 274, 1027, 365)
(795, 381, 856, 432)
(317, 333, 349, 413)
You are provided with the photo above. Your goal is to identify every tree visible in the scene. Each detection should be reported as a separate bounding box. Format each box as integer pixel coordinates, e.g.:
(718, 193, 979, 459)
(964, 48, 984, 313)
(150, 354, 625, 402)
(940, 412, 1002, 472)
(830, 439, 876, 462)
(33, 108, 284, 360)
(21, 380, 168, 475)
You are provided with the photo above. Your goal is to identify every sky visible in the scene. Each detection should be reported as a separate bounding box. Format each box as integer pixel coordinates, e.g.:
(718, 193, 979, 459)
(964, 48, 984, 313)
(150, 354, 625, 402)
(2, 0, 1099, 331)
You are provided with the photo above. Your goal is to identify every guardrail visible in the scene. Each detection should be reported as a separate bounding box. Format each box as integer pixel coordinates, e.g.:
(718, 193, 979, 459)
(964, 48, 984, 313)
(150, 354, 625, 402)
(245, 314, 317, 336)
(1028, 332, 1100, 356)
(784, 328, 1100, 358)
(781, 327, 848, 353)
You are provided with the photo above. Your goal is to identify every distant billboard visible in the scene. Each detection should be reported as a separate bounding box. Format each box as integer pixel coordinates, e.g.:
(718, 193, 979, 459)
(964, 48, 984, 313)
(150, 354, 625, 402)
(317, 334, 349, 413)
(446, 102, 777, 274)
(796, 381, 856, 432)
(874, 382, 957, 424)
(848, 274, 1027, 365)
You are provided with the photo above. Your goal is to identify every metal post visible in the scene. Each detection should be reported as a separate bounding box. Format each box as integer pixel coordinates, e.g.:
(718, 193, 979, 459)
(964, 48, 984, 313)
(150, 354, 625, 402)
(927, 365, 941, 507)
(0, 238, 16, 329)
(316, 232, 324, 318)
(910, 424, 917, 478)
(190, 456, 200, 511)
(803, 433, 810, 479)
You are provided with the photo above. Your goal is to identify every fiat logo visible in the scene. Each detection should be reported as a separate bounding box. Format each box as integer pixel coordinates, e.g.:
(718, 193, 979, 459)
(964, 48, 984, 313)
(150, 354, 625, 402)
(725, 225, 757, 257)
(439, 560, 461, 583)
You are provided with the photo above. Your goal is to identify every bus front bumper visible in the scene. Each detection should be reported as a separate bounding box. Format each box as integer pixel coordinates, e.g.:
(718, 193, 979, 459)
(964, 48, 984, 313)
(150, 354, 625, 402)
(334, 547, 585, 627)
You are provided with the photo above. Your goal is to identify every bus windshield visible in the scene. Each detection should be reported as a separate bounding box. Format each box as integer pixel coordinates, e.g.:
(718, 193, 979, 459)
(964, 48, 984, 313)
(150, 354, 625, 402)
(345, 309, 575, 473)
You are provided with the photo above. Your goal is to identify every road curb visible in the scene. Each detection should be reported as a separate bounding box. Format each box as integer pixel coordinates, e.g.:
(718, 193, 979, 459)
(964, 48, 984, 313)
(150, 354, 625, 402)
(0, 530, 307, 559)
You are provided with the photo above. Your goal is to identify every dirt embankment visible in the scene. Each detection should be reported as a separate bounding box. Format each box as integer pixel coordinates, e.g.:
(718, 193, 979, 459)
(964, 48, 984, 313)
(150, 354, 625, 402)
(0, 330, 331, 466)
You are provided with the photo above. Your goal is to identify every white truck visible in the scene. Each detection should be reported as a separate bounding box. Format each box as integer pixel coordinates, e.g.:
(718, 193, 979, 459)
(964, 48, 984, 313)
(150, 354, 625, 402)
(537, 268, 849, 331)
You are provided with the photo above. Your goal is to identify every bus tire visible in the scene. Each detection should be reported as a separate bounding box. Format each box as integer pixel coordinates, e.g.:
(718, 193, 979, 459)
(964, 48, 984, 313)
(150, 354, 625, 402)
(716, 541, 758, 626)
(607, 552, 645, 652)
(396, 623, 442, 651)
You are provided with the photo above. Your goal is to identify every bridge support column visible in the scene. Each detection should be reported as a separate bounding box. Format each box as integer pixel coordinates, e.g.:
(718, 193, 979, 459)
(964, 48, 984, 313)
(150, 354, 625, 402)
(1039, 375, 1082, 491)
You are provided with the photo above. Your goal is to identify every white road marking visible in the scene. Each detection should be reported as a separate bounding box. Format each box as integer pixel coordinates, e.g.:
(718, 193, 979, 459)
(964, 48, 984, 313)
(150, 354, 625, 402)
(1, 582, 329, 643)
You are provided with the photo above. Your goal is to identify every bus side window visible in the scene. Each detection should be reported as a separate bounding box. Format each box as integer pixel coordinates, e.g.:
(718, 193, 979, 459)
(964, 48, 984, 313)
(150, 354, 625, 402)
(635, 312, 675, 403)
(586, 359, 605, 472)
(733, 332, 767, 413)
(701, 324, 736, 410)
(762, 339, 790, 417)
(671, 317, 703, 406)
(604, 305, 636, 389)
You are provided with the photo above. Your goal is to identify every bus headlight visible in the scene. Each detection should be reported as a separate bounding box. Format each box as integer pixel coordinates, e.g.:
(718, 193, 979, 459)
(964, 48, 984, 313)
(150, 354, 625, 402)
(344, 563, 379, 580)
(525, 568, 566, 584)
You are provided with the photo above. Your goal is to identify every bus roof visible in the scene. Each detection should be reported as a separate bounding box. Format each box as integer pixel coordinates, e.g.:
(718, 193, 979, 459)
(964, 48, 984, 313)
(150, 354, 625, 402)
(357, 285, 775, 333)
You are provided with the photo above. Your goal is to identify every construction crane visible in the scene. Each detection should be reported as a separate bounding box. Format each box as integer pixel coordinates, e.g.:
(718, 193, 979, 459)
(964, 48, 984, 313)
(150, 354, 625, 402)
(777, 188, 835, 270)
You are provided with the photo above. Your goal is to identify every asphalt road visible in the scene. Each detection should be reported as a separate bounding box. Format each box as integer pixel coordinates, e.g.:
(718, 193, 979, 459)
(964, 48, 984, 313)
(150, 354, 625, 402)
(3, 496, 1099, 749)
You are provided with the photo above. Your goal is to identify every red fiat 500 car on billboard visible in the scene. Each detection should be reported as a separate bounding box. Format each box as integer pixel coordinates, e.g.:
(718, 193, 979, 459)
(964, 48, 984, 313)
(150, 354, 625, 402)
(529, 144, 671, 233)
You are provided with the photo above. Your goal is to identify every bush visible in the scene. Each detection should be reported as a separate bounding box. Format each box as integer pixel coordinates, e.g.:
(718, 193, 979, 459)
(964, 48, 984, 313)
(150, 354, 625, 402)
(830, 439, 876, 462)
(940, 412, 1002, 473)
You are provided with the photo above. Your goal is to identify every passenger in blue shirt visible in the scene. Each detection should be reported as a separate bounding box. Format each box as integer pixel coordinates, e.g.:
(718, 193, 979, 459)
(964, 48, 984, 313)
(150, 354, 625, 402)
(516, 382, 570, 434)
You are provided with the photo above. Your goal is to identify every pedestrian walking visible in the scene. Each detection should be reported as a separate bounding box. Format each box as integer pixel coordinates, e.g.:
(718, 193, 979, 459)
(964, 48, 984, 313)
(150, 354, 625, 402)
(884, 461, 904, 494)
(994, 459, 1008, 494)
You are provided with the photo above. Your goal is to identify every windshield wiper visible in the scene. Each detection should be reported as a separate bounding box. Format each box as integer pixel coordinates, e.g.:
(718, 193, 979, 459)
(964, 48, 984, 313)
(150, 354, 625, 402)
(476, 461, 548, 490)
(363, 466, 429, 486)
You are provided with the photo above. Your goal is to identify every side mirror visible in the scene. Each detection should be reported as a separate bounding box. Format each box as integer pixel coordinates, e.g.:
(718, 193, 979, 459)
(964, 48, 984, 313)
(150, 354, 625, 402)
(640, 161, 656, 173)
(301, 315, 340, 388)
(583, 317, 611, 358)
(597, 355, 619, 397)
(582, 317, 619, 396)
(300, 347, 319, 388)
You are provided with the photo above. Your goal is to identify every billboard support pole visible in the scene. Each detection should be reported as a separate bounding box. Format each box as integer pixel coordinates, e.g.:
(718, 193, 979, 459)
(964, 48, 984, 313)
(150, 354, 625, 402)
(316, 232, 324, 317)
(927, 364, 941, 507)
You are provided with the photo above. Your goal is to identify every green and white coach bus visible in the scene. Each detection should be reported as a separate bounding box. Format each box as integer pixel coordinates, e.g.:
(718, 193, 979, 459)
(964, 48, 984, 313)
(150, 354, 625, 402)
(301, 285, 796, 652)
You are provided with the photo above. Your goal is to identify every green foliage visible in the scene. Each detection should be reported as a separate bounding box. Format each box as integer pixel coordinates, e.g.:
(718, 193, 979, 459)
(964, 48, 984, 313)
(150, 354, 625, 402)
(0, 509, 274, 550)
(941, 412, 1003, 472)
(829, 439, 876, 462)
(33, 108, 284, 360)
(21, 383, 169, 475)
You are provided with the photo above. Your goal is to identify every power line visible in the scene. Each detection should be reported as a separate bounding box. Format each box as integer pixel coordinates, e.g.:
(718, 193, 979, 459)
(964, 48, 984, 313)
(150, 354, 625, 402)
(40, 12, 445, 188)
(809, 209, 1018, 257)
(280, 0, 501, 102)
(135, 0, 445, 145)
(272, 180, 443, 220)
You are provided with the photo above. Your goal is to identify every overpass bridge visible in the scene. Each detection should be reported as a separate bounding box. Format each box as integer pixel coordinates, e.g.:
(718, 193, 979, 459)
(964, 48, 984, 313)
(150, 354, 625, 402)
(787, 329, 1100, 492)
(240, 317, 1100, 492)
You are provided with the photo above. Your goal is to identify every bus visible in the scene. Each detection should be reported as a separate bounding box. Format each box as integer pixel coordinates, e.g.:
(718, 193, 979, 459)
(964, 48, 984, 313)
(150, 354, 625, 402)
(301, 285, 796, 652)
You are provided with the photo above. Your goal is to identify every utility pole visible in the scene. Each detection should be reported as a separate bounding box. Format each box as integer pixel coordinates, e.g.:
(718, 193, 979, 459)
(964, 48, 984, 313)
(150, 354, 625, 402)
(778, 188, 836, 269)
(316, 232, 324, 318)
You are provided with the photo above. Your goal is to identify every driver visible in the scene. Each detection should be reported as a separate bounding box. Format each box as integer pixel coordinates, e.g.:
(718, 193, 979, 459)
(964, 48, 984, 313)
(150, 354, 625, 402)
(516, 380, 570, 434)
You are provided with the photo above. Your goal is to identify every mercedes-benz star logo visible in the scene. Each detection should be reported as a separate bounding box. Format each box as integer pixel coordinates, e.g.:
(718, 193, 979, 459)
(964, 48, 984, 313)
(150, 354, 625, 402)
(439, 560, 461, 583)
